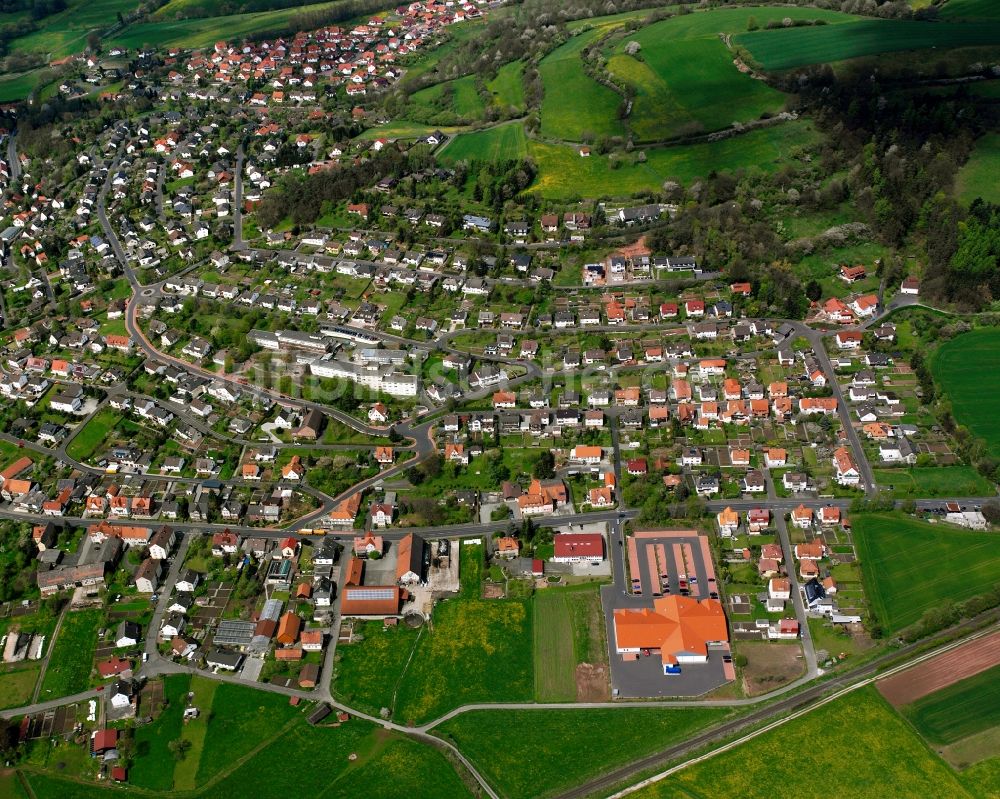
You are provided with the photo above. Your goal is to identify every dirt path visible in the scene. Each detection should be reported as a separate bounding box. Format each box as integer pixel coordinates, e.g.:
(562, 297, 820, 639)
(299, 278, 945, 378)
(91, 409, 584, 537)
(30, 603, 69, 704)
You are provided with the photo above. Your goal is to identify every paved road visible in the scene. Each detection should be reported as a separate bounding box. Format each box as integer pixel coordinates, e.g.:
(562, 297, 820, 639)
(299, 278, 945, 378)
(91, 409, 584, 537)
(774, 510, 818, 677)
(142, 533, 193, 665)
(7, 130, 20, 181)
(232, 143, 245, 251)
(784, 320, 876, 495)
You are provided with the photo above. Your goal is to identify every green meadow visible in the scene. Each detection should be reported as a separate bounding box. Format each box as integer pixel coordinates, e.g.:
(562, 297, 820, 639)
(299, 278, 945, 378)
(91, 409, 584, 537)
(631, 688, 979, 799)
(853, 513, 1000, 633)
(933, 328, 1000, 456)
(737, 18, 1000, 71)
(527, 118, 820, 199)
(539, 27, 625, 142)
(437, 123, 528, 163)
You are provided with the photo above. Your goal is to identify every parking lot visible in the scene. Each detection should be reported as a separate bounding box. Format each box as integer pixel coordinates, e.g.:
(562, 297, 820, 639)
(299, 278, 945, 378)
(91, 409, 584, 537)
(605, 530, 730, 698)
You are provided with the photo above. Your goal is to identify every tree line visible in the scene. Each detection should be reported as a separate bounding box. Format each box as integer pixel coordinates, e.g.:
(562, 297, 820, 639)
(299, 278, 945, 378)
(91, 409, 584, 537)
(255, 146, 436, 228)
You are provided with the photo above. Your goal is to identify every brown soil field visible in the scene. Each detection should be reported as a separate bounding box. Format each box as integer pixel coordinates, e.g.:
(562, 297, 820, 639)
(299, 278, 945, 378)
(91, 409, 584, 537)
(575, 662, 609, 702)
(878, 628, 1000, 707)
(739, 641, 805, 696)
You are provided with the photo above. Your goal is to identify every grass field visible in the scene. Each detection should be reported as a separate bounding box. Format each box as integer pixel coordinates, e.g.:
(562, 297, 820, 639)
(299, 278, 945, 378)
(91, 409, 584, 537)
(130, 675, 190, 791)
(409, 74, 485, 122)
(532, 584, 607, 702)
(437, 122, 528, 163)
(66, 407, 123, 462)
(487, 60, 525, 111)
(631, 687, 975, 799)
(0, 772, 27, 799)
(127, 675, 317, 791)
(39, 609, 102, 699)
(0, 665, 40, 710)
(533, 591, 577, 702)
(401, 17, 487, 83)
(940, 0, 1000, 21)
(902, 664, 1000, 745)
(0, 70, 55, 102)
(527, 118, 820, 199)
(22, 711, 472, 799)
(204, 717, 471, 799)
(607, 7, 851, 142)
(393, 544, 533, 725)
(107, 0, 345, 50)
(737, 18, 1000, 71)
(956, 133, 1000, 205)
(933, 328, 1000, 456)
(150, 0, 320, 19)
(853, 513, 1000, 633)
(9, 0, 136, 57)
(539, 27, 625, 142)
(332, 620, 421, 716)
(435, 707, 729, 799)
(872, 466, 994, 498)
(943, 727, 1000, 772)
(192, 681, 300, 785)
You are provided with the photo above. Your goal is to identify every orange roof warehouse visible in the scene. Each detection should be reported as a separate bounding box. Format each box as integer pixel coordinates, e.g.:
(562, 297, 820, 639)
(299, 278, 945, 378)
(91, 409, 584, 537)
(612, 530, 733, 693)
(613, 595, 728, 670)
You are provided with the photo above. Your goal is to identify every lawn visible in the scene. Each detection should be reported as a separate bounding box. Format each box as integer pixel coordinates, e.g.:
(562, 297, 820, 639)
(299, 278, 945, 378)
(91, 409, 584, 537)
(38, 609, 103, 699)
(527, 118, 820, 199)
(853, 513, 1000, 633)
(539, 27, 625, 141)
(872, 466, 994, 498)
(606, 7, 851, 142)
(933, 328, 1000, 456)
(435, 707, 729, 799)
(630, 688, 973, 799)
(438, 122, 528, 163)
(127, 675, 304, 791)
(0, 665, 40, 710)
(736, 18, 1000, 71)
(393, 544, 533, 724)
(401, 16, 487, 83)
(956, 133, 1000, 205)
(66, 407, 124, 462)
(902, 664, 1000, 745)
(332, 619, 422, 716)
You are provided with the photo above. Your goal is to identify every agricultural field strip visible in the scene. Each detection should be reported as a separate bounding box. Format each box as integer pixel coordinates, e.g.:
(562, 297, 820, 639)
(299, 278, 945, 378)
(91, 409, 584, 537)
(605, 625, 999, 799)
(901, 664, 1000, 744)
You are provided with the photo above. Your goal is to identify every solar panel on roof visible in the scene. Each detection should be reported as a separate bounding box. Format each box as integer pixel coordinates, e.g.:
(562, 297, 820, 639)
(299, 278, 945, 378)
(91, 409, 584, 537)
(346, 588, 395, 600)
